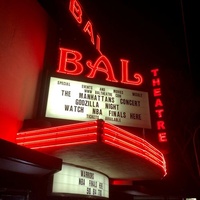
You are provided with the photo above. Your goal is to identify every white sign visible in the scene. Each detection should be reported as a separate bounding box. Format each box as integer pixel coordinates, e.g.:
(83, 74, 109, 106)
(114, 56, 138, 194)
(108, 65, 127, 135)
(46, 77, 151, 128)
(52, 164, 109, 198)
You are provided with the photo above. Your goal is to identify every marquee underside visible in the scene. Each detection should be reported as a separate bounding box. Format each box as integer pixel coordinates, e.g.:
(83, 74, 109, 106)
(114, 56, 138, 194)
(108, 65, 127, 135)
(49, 143, 165, 180)
(17, 120, 166, 180)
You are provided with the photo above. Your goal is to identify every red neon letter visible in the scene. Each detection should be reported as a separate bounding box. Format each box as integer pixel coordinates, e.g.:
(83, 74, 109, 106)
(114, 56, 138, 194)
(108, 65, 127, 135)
(57, 48, 83, 75)
(153, 88, 161, 96)
(155, 98, 163, 107)
(152, 78, 161, 87)
(69, 0, 82, 24)
(157, 121, 165, 130)
(83, 21, 95, 44)
(151, 68, 159, 77)
(158, 132, 168, 142)
(155, 109, 164, 118)
(120, 59, 143, 85)
(86, 55, 118, 82)
(96, 34, 102, 55)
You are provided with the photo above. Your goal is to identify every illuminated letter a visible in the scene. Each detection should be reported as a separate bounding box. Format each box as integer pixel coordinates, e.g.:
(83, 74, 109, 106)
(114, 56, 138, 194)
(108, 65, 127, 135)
(57, 48, 83, 75)
(86, 55, 118, 82)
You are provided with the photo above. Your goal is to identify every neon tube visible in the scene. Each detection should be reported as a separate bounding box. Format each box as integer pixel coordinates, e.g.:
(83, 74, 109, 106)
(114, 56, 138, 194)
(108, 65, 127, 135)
(16, 120, 166, 175)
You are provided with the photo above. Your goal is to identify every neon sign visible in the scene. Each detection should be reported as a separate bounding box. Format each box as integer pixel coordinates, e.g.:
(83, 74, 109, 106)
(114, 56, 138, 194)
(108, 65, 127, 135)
(53, 0, 144, 86)
(151, 68, 168, 143)
(69, 0, 102, 54)
(16, 120, 167, 176)
(57, 48, 143, 86)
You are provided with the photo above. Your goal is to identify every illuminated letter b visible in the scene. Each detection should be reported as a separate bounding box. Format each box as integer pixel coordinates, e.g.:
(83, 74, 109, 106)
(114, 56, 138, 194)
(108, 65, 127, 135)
(57, 48, 83, 75)
(69, 0, 82, 24)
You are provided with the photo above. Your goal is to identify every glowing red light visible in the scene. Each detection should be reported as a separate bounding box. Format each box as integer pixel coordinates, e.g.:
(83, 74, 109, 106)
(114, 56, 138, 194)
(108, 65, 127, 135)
(83, 21, 95, 44)
(158, 132, 168, 143)
(102, 123, 166, 172)
(120, 59, 143, 85)
(86, 55, 118, 82)
(155, 109, 164, 118)
(57, 48, 83, 75)
(69, 0, 102, 54)
(152, 77, 161, 86)
(16, 120, 167, 175)
(151, 68, 168, 143)
(69, 0, 82, 24)
(155, 98, 163, 107)
(56, 47, 143, 86)
(17, 121, 98, 149)
(96, 34, 102, 55)
(153, 88, 161, 97)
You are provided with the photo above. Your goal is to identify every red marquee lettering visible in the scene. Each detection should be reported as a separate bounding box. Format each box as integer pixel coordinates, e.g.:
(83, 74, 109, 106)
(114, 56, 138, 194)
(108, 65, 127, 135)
(120, 59, 143, 85)
(96, 35, 102, 55)
(151, 68, 168, 144)
(151, 68, 159, 77)
(83, 21, 95, 44)
(153, 88, 161, 96)
(155, 98, 163, 107)
(86, 55, 118, 82)
(152, 78, 161, 87)
(158, 132, 168, 142)
(157, 120, 165, 130)
(57, 48, 83, 75)
(69, 0, 82, 24)
(155, 109, 164, 118)
(57, 48, 143, 85)
(69, 0, 102, 55)
(68, 0, 143, 86)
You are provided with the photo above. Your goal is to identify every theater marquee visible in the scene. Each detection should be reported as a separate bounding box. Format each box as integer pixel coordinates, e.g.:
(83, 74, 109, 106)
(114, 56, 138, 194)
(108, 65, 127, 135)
(52, 164, 109, 198)
(45, 77, 151, 128)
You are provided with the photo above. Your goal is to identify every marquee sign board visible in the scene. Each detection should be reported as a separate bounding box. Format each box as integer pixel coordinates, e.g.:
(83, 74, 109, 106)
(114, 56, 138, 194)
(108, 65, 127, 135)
(45, 77, 151, 128)
(52, 164, 109, 198)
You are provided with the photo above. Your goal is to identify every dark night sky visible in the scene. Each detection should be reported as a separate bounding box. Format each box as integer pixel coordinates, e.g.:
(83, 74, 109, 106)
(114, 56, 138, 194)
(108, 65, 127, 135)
(80, 1, 184, 60)
(80, 0, 198, 83)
